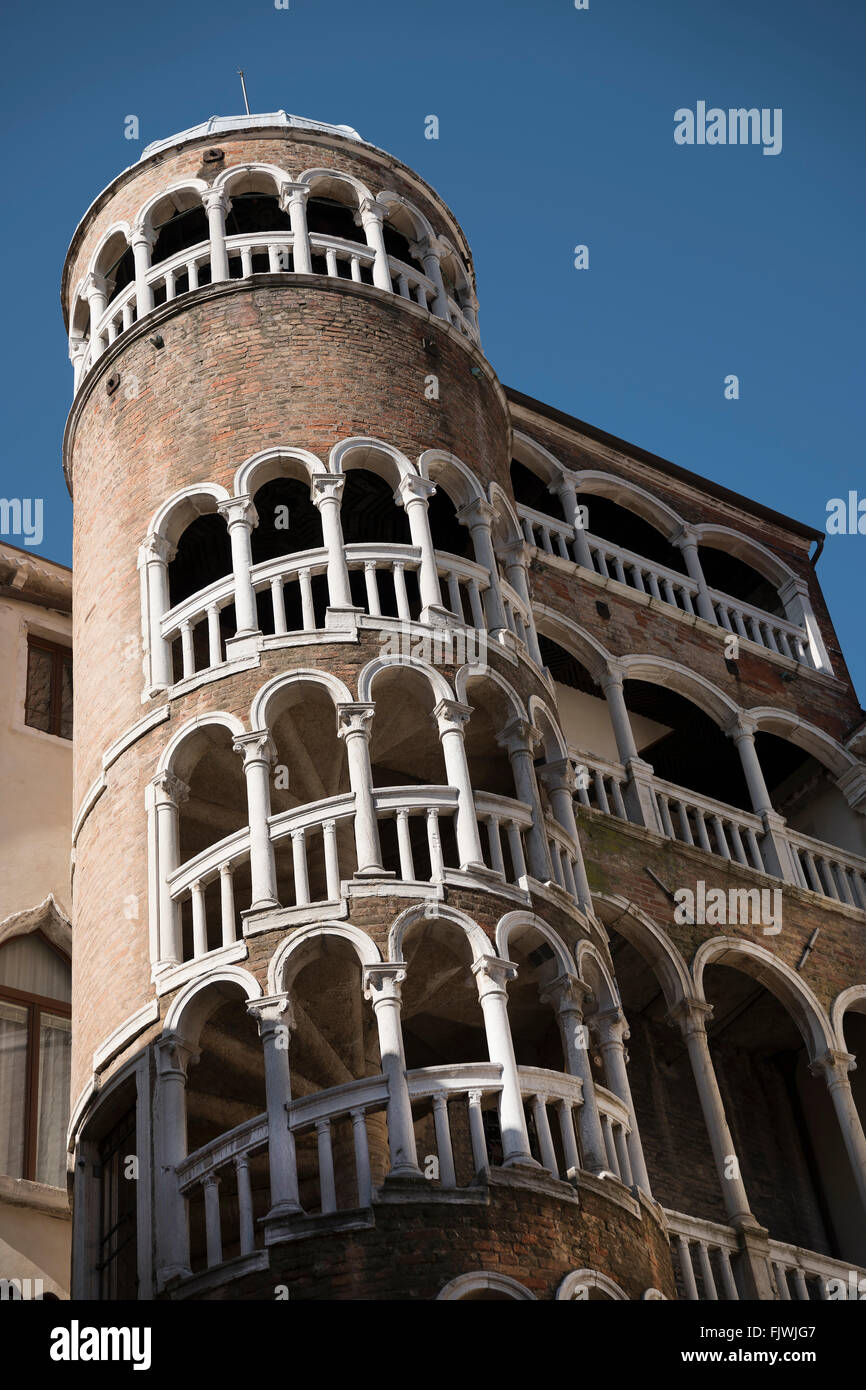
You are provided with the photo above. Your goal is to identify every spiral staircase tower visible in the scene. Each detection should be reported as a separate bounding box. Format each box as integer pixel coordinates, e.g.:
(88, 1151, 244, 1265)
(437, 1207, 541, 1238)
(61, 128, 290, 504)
(62, 112, 866, 1302)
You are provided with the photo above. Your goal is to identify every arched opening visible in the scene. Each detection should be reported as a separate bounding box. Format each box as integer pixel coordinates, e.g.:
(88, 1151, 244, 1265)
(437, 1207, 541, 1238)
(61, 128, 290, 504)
(149, 190, 210, 298)
(426, 484, 473, 560)
(339, 468, 419, 619)
(702, 961, 866, 1266)
(183, 985, 267, 1273)
(580, 493, 687, 573)
(250, 476, 328, 634)
(79, 1076, 138, 1298)
(174, 725, 251, 957)
(753, 730, 866, 862)
(503, 922, 567, 1073)
(368, 667, 456, 879)
(381, 215, 425, 279)
(624, 680, 750, 810)
(603, 928, 721, 1224)
(167, 511, 234, 680)
(699, 543, 784, 617)
(94, 230, 135, 308)
(304, 178, 374, 283)
(399, 916, 492, 1173)
(266, 681, 354, 905)
(285, 936, 386, 1212)
(224, 181, 292, 277)
(510, 459, 566, 522)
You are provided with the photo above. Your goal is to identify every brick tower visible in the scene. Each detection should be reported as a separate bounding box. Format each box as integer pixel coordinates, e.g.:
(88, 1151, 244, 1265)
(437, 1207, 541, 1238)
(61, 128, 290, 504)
(63, 112, 866, 1301)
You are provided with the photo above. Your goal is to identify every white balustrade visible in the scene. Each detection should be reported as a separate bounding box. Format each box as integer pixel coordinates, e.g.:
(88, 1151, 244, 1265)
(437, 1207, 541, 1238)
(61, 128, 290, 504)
(707, 587, 813, 667)
(665, 1210, 741, 1301)
(75, 230, 479, 385)
(651, 777, 767, 874)
(573, 752, 631, 823)
(786, 829, 866, 911)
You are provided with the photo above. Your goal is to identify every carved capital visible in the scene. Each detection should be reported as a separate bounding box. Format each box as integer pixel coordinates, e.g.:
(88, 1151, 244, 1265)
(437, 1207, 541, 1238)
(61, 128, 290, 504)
(539, 973, 590, 1014)
(472, 954, 518, 998)
(666, 997, 714, 1040)
(496, 718, 541, 756)
(397, 473, 437, 506)
(155, 1031, 199, 1079)
(432, 698, 473, 735)
(247, 992, 294, 1037)
(232, 729, 277, 766)
(152, 771, 190, 806)
(363, 962, 407, 1005)
(456, 498, 496, 530)
(217, 494, 258, 530)
(311, 473, 346, 506)
(337, 702, 376, 740)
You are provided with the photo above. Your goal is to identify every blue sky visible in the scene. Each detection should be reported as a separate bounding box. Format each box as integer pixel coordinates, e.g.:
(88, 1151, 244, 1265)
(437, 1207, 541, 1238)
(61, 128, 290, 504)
(2, 0, 864, 699)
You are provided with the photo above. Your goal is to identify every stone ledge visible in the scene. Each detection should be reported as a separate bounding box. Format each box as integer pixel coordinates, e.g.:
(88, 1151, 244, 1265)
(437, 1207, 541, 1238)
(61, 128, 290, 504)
(0, 1174, 71, 1220)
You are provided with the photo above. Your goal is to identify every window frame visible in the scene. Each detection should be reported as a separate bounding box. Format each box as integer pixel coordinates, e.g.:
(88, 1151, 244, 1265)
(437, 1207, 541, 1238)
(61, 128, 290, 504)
(0, 930, 72, 1185)
(25, 634, 73, 740)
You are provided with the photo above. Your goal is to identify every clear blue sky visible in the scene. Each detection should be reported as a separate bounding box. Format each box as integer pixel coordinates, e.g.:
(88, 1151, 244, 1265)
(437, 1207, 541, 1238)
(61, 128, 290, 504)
(2, 0, 863, 700)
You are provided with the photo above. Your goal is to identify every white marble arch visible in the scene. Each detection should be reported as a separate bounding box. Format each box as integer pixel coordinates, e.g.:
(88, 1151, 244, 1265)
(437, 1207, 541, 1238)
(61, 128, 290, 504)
(832, 985, 866, 1052)
(692, 935, 836, 1065)
(575, 939, 622, 1012)
(617, 652, 740, 730)
(212, 162, 290, 199)
(268, 921, 381, 995)
(297, 166, 374, 205)
(86, 220, 133, 278)
(135, 178, 210, 239)
(511, 429, 570, 489)
(572, 468, 685, 541)
(455, 664, 528, 725)
(533, 604, 612, 684)
(147, 482, 231, 550)
(495, 910, 574, 980)
(234, 444, 324, 498)
(488, 481, 524, 547)
(250, 668, 353, 734)
(556, 1268, 628, 1300)
(328, 435, 416, 484)
(162, 965, 263, 1045)
(592, 894, 693, 1012)
(357, 652, 454, 708)
(437, 1271, 537, 1300)
(387, 901, 491, 966)
(692, 522, 799, 589)
(417, 448, 485, 509)
(528, 694, 569, 761)
(377, 189, 437, 243)
(156, 710, 247, 779)
(746, 705, 858, 782)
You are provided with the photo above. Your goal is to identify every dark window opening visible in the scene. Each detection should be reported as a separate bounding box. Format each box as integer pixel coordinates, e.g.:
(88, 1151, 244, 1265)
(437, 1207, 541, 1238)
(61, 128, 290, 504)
(151, 206, 210, 267)
(305, 197, 365, 245)
(625, 680, 751, 810)
(103, 244, 135, 306)
(339, 470, 411, 546)
(426, 487, 473, 559)
(224, 192, 291, 237)
(580, 494, 687, 573)
(381, 223, 425, 277)
(698, 546, 783, 617)
(251, 478, 324, 564)
(168, 515, 232, 607)
(25, 637, 72, 739)
(538, 635, 599, 698)
(96, 1104, 138, 1300)
(509, 460, 566, 522)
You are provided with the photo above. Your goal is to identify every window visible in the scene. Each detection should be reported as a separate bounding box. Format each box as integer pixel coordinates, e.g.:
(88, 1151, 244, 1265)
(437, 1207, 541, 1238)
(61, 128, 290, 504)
(25, 636, 72, 739)
(0, 933, 71, 1187)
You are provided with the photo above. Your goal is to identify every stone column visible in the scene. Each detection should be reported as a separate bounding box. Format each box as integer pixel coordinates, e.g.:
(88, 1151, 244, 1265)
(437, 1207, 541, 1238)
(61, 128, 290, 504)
(232, 731, 279, 910)
(726, 717, 798, 883)
(592, 1008, 652, 1195)
(496, 718, 553, 882)
(311, 474, 355, 612)
(432, 699, 486, 872)
(397, 474, 449, 621)
(363, 964, 422, 1178)
(472, 956, 538, 1168)
(600, 664, 660, 830)
(811, 1050, 866, 1213)
(69, 336, 89, 391)
(202, 188, 232, 283)
(247, 995, 302, 1218)
(139, 534, 174, 690)
(356, 197, 392, 291)
(280, 182, 312, 274)
(553, 476, 594, 569)
(499, 539, 544, 666)
(673, 526, 716, 624)
(668, 999, 755, 1223)
(153, 772, 189, 964)
(83, 272, 109, 360)
(778, 575, 832, 672)
(456, 498, 508, 636)
(337, 704, 387, 876)
(130, 226, 156, 318)
(409, 234, 449, 318)
(540, 975, 608, 1175)
(217, 496, 259, 639)
(154, 1033, 198, 1285)
(538, 759, 593, 911)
